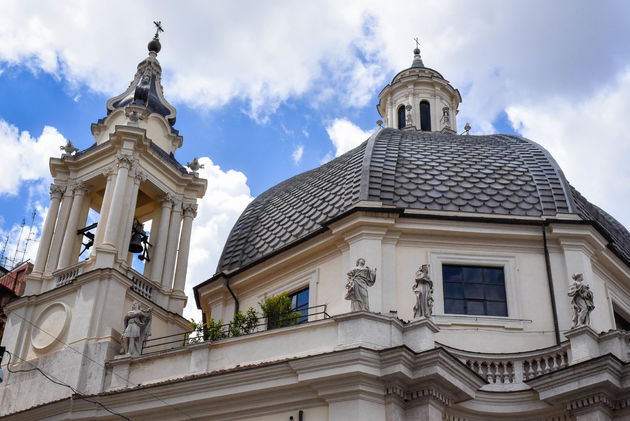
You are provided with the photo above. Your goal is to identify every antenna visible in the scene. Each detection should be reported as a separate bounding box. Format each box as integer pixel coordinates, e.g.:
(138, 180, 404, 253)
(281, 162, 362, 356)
(11, 219, 26, 269)
(17, 210, 37, 264)
(0, 235, 9, 269)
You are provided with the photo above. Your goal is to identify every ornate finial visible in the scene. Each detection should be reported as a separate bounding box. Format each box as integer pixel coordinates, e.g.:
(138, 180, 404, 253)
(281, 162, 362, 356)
(60, 140, 78, 158)
(463, 123, 471, 135)
(376, 119, 383, 128)
(148, 21, 164, 54)
(186, 157, 205, 177)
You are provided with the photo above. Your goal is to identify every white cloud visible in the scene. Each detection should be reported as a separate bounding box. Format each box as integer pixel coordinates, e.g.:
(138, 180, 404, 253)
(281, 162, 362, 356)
(0, 1, 628, 131)
(183, 157, 253, 321)
(507, 68, 630, 228)
(0, 119, 66, 195)
(325, 118, 374, 157)
(292, 145, 304, 165)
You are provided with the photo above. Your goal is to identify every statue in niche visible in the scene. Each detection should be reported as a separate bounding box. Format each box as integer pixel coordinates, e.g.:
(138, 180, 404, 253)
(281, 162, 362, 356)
(405, 104, 414, 128)
(413, 264, 433, 318)
(568, 273, 595, 328)
(344, 258, 377, 312)
(441, 107, 451, 128)
(120, 300, 152, 356)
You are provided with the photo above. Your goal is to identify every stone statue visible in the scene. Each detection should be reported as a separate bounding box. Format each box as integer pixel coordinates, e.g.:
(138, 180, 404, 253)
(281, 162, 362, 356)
(120, 300, 152, 356)
(344, 258, 377, 312)
(568, 273, 595, 328)
(405, 104, 414, 128)
(60, 140, 78, 157)
(413, 264, 433, 318)
(441, 107, 451, 128)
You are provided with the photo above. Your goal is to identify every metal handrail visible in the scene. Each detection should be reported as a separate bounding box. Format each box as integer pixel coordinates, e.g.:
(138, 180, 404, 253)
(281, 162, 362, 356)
(142, 304, 330, 355)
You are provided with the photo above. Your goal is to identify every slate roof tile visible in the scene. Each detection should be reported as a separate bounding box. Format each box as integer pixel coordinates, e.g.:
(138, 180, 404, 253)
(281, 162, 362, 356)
(215, 129, 629, 273)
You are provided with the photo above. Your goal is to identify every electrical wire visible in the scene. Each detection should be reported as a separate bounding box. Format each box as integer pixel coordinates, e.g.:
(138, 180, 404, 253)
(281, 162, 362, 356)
(8, 310, 193, 420)
(2, 349, 132, 421)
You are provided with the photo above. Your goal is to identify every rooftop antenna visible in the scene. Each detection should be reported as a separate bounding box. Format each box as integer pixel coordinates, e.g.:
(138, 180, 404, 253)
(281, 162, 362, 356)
(11, 218, 26, 269)
(17, 210, 37, 264)
(0, 235, 9, 268)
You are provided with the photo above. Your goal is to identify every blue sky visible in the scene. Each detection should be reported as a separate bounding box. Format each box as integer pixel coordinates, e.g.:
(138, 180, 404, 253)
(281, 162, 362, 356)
(1, 1, 629, 319)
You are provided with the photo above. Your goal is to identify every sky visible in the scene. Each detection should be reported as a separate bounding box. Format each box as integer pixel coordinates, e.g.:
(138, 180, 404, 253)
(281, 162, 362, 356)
(0, 0, 629, 321)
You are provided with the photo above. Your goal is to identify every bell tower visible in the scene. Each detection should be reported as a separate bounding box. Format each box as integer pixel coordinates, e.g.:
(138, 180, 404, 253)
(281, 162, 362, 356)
(0, 26, 206, 412)
(377, 42, 462, 133)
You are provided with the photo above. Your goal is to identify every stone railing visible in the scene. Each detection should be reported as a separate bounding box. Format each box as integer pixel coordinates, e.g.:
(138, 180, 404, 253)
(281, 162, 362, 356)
(443, 342, 570, 391)
(128, 269, 157, 302)
(54, 260, 86, 287)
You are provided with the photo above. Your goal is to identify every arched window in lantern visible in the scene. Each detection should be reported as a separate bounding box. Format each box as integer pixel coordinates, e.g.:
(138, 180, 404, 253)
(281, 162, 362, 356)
(420, 101, 431, 131)
(397, 105, 406, 129)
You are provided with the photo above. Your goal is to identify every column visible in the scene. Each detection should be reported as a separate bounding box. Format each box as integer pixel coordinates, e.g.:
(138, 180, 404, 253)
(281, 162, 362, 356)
(149, 194, 173, 283)
(33, 184, 65, 273)
(58, 183, 89, 269)
(93, 166, 116, 249)
(117, 169, 145, 261)
(142, 208, 161, 277)
(161, 200, 182, 289)
(103, 154, 134, 248)
(173, 203, 197, 292)
(45, 187, 73, 273)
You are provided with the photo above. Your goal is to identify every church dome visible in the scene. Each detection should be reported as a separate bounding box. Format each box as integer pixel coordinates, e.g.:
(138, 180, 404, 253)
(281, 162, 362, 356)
(216, 129, 630, 274)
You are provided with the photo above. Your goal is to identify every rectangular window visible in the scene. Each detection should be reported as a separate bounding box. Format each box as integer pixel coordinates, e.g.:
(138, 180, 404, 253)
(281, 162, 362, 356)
(289, 287, 309, 324)
(443, 265, 507, 317)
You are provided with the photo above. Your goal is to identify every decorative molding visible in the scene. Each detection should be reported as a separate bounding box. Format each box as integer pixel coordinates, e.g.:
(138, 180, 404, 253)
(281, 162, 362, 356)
(566, 392, 615, 411)
(159, 193, 175, 208)
(117, 153, 135, 169)
(124, 105, 149, 123)
(182, 203, 198, 218)
(49, 184, 66, 199)
(72, 182, 89, 196)
(385, 385, 452, 407)
(132, 167, 148, 184)
(102, 164, 117, 178)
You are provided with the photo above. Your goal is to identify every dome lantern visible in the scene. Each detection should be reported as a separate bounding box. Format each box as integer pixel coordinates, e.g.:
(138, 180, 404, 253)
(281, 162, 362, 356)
(377, 42, 461, 134)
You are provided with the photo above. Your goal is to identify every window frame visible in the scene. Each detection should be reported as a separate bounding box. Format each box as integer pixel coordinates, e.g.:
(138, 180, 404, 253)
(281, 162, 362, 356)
(429, 251, 523, 329)
(442, 263, 507, 317)
(419, 100, 431, 131)
(397, 105, 406, 129)
(258, 270, 319, 322)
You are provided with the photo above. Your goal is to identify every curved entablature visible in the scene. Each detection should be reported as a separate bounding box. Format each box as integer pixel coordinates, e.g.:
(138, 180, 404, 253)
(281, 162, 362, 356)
(377, 48, 461, 134)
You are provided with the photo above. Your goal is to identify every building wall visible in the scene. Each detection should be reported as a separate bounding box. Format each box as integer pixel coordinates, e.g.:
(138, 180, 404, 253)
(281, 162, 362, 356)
(199, 213, 626, 355)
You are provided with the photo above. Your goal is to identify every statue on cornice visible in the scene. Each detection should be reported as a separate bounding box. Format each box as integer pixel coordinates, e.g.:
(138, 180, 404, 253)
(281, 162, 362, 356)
(568, 273, 595, 328)
(120, 300, 152, 356)
(345, 258, 377, 312)
(413, 264, 433, 318)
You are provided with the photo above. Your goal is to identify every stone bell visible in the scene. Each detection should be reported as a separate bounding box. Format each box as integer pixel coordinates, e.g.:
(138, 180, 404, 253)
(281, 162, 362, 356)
(129, 219, 145, 254)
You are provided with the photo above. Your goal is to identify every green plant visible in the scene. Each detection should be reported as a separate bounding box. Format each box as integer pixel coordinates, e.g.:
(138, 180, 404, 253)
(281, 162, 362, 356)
(229, 307, 260, 337)
(259, 292, 301, 329)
